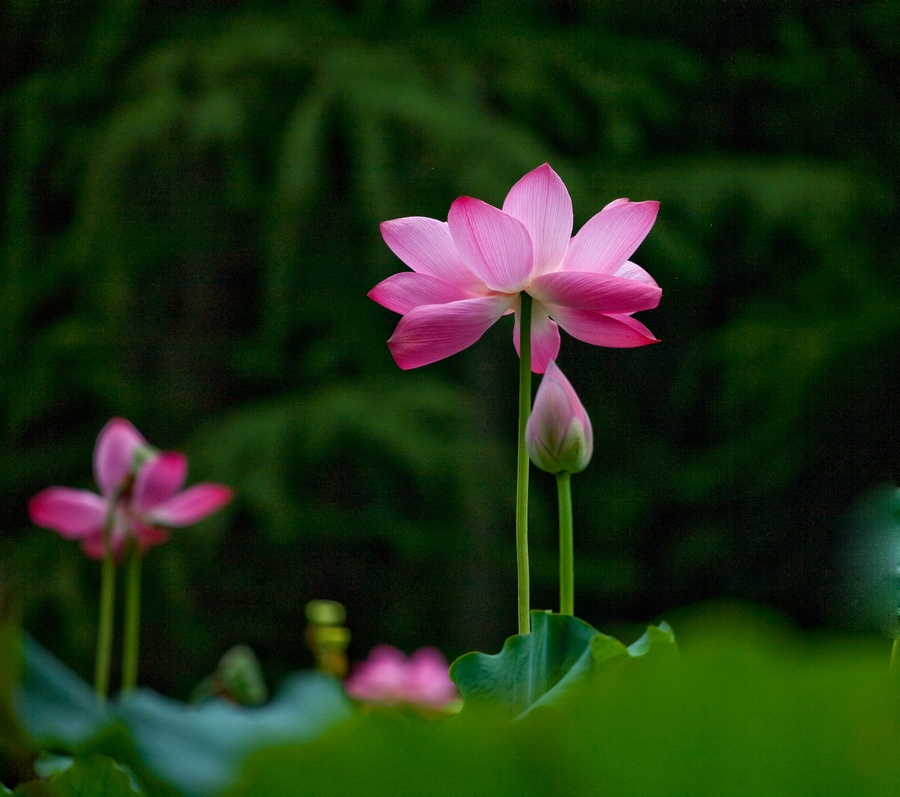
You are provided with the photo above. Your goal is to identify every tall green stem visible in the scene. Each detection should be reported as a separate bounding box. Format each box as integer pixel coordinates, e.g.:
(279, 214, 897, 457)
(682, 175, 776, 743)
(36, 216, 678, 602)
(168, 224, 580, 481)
(94, 497, 118, 702)
(516, 292, 533, 635)
(557, 471, 574, 616)
(122, 546, 142, 694)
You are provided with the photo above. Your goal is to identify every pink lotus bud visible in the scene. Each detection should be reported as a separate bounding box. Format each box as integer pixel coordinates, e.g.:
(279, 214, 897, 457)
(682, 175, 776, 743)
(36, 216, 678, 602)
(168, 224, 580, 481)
(525, 361, 593, 474)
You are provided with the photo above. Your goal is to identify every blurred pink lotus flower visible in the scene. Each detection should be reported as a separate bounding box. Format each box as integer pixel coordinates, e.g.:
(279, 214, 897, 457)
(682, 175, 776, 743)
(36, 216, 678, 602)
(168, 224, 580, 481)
(526, 360, 593, 475)
(345, 645, 458, 710)
(29, 417, 232, 560)
(369, 164, 661, 373)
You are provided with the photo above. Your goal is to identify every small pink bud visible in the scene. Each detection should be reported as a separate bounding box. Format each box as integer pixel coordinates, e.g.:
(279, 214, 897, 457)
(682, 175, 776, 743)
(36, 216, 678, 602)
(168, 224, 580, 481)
(525, 361, 593, 474)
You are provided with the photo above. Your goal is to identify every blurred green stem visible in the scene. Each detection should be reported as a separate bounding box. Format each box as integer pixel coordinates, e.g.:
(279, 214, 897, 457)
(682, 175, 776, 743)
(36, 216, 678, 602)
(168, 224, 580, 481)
(891, 638, 900, 680)
(122, 545, 142, 694)
(94, 497, 118, 702)
(516, 292, 533, 635)
(557, 471, 574, 616)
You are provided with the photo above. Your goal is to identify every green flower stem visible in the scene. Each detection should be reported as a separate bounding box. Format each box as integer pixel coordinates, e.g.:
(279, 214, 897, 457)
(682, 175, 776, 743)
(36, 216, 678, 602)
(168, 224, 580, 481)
(556, 471, 574, 616)
(121, 546, 142, 694)
(94, 498, 118, 702)
(516, 291, 533, 635)
(891, 638, 900, 680)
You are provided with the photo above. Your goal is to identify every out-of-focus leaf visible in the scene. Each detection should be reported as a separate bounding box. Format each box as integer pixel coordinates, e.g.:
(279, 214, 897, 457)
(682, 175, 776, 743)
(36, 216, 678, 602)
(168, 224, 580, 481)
(15, 638, 352, 797)
(837, 484, 900, 636)
(2, 756, 140, 797)
(8, 782, 53, 796)
(14, 638, 108, 748)
(221, 711, 559, 797)
(0, 622, 31, 764)
(116, 673, 351, 796)
(558, 605, 900, 796)
(44, 755, 141, 797)
(224, 607, 900, 797)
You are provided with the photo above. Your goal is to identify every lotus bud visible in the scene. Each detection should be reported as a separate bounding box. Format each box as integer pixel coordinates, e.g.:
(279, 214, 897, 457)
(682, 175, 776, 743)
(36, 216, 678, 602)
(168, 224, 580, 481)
(525, 360, 593, 475)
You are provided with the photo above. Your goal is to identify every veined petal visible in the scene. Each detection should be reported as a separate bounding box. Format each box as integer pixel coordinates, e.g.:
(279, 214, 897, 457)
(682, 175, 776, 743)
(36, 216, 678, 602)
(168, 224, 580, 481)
(552, 307, 660, 348)
(602, 197, 630, 211)
(562, 200, 659, 275)
(513, 301, 561, 374)
(387, 295, 515, 369)
(368, 272, 476, 315)
(380, 217, 484, 291)
(133, 452, 187, 512)
(29, 488, 107, 538)
(148, 484, 232, 527)
(502, 164, 572, 277)
(94, 417, 147, 496)
(448, 197, 533, 292)
(614, 260, 658, 287)
(529, 271, 661, 314)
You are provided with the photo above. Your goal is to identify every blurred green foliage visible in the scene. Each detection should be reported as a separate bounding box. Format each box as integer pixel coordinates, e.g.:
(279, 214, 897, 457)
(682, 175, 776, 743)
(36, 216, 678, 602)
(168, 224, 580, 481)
(10, 608, 900, 796)
(2, 0, 898, 695)
(225, 607, 900, 797)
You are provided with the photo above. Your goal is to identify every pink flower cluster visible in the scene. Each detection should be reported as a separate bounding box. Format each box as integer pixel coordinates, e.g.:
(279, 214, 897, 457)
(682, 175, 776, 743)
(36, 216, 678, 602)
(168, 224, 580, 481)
(344, 645, 458, 710)
(29, 418, 232, 560)
(369, 164, 661, 373)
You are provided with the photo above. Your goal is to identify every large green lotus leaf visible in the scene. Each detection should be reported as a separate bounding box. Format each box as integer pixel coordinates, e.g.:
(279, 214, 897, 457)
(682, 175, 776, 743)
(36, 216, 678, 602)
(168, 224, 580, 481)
(449, 610, 677, 718)
(15, 638, 352, 797)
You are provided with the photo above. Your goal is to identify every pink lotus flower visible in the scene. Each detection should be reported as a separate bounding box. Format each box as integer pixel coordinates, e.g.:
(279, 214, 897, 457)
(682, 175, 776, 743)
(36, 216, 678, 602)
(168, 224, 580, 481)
(345, 645, 458, 710)
(29, 418, 232, 560)
(526, 360, 593, 475)
(369, 164, 661, 373)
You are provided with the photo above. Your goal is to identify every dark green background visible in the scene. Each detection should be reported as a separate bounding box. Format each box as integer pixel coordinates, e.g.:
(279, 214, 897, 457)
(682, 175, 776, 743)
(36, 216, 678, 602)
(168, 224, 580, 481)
(3, 0, 897, 697)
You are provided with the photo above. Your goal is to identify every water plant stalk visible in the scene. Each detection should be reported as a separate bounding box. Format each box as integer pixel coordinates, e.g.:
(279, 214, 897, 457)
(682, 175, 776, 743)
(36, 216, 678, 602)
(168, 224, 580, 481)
(516, 291, 533, 635)
(122, 545, 142, 694)
(557, 471, 574, 615)
(94, 496, 118, 702)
